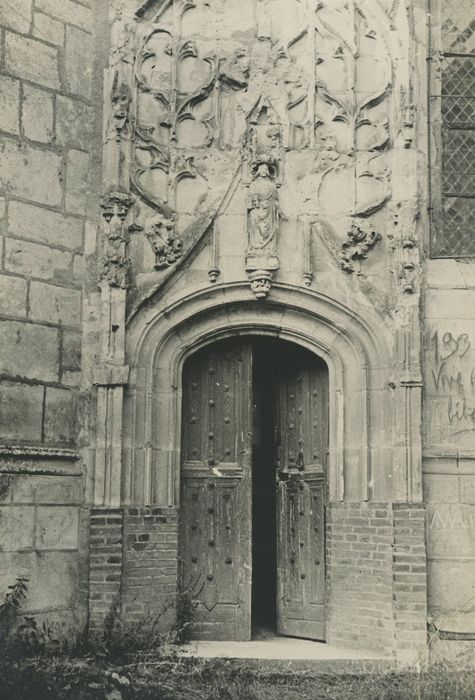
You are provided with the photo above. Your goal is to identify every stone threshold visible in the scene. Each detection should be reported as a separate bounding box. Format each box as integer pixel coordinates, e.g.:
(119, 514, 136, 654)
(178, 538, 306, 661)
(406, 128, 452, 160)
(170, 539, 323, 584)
(176, 637, 394, 673)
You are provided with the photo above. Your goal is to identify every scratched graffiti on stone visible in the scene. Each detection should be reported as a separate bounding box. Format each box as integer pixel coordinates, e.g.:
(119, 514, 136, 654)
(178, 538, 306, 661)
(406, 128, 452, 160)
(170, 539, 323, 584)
(427, 328, 475, 444)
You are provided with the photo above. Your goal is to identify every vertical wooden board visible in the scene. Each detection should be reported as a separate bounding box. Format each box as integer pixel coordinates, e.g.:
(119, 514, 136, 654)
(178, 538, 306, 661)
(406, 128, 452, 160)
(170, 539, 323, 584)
(179, 340, 252, 641)
(276, 345, 328, 640)
(309, 481, 325, 605)
(216, 481, 239, 603)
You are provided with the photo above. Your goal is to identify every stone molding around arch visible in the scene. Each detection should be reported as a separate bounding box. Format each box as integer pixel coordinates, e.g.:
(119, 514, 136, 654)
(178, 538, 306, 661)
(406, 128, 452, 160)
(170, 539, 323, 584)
(113, 282, 420, 509)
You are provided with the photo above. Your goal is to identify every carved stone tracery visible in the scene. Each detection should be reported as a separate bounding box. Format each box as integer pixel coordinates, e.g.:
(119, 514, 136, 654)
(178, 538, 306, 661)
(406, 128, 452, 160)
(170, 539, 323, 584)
(121, 0, 398, 294)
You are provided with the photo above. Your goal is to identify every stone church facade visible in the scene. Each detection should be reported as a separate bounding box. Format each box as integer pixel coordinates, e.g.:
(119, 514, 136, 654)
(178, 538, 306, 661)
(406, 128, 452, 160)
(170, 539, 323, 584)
(0, 0, 474, 666)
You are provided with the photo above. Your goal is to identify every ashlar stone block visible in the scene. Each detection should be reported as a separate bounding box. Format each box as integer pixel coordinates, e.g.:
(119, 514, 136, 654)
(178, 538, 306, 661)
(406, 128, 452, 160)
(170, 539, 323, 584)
(65, 150, 90, 215)
(0, 0, 32, 33)
(0, 320, 58, 382)
(11, 475, 82, 505)
(30, 281, 82, 327)
(22, 84, 54, 143)
(36, 506, 79, 550)
(5, 32, 59, 90)
(32, 11, 64, 46)
(0, 76, 20, 135)
(56, 96, 93, 150)
(0, 506, 35, 552)
(0, 274, 27, 317)
(0, 551, 79, 611)
(5, 238, 72, 282)
(35, 0, 92, 32)
(0, 381, 43, 442)
(0, 139, 62, 206)
(43, 387, 76, 444)
(62, 331, 82, 371)
(65, 27, 92, 98)
(8, 201, 83, 251)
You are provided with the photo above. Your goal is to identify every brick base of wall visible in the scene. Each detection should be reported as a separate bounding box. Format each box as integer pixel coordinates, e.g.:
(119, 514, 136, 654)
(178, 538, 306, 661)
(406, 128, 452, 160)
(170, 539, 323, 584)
(393, 504, 428, 664)
(88, 508, 124, 634)
(326, 502, 428, 664)
(122, 507, 178, 629)
(87, 502, 426, 660)
(87, 506, 178, 637)
(326, 502, 396, 656)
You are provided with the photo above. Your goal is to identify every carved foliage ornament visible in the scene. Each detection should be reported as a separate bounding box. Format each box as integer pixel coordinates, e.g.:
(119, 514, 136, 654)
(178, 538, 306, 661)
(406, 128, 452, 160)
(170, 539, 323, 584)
(100, 192, 134, 288)
(339, 222, 381, 274)
(145, 213, 183, 269)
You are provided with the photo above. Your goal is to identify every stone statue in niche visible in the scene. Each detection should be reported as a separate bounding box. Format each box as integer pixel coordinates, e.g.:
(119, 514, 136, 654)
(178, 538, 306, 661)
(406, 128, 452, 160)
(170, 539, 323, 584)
(145, 213, 183, 269)
(247, 158, 279, 251)
(100, 192, 133, 288)
(244, 101, 282, 299)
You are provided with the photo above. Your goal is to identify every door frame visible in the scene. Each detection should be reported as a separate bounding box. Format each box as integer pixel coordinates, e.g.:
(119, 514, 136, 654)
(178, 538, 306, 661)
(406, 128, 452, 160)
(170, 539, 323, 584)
(178, 335, 330, 640)
(121, 287, 420, 654)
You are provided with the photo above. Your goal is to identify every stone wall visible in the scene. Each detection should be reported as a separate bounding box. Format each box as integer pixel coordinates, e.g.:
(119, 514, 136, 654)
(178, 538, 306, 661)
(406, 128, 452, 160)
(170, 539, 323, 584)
(0, 0, 94, 444)
(0, 0, 98, 624)
(0, 471, 88, 627)
(423, 267, 475, 642)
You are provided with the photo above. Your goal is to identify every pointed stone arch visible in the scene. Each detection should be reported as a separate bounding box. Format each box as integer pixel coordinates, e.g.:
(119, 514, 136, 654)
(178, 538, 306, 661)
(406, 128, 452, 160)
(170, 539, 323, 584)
(121, 282, 408, 507)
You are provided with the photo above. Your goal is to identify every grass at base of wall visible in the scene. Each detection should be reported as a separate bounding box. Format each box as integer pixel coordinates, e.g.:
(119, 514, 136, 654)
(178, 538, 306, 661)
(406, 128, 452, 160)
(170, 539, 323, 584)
(1, 656, 475, 700)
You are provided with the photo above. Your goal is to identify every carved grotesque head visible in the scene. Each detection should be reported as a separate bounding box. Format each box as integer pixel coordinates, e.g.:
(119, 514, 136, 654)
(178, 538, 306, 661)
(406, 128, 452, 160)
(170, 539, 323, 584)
(111, 75, 132, 126)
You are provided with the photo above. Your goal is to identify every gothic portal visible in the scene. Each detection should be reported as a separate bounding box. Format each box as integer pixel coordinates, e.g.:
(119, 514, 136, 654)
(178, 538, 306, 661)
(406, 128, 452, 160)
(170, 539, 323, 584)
(179, 337, 328, 640)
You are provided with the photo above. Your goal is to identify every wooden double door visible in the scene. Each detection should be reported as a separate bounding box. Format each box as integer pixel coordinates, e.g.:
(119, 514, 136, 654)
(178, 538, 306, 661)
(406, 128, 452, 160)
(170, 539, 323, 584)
(179, 337, 328, 641)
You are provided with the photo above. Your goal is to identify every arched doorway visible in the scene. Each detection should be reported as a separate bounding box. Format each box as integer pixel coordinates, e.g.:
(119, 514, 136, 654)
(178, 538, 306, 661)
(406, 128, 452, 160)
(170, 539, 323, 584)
(178, 335, 329, 641)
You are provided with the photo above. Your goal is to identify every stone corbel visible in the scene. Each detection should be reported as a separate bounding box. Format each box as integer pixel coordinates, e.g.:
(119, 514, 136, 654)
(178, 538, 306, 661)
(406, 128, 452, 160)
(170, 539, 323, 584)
(247, 269, 274, 299)
(246, 253, 279, 299)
